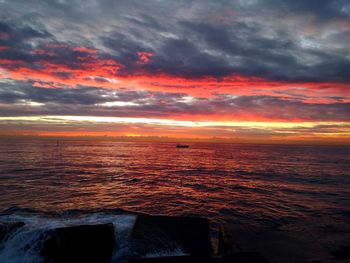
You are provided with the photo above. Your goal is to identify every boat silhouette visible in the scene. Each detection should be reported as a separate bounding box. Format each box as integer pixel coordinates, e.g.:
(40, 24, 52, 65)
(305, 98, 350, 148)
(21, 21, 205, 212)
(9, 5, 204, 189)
(176, 144, 189, 148)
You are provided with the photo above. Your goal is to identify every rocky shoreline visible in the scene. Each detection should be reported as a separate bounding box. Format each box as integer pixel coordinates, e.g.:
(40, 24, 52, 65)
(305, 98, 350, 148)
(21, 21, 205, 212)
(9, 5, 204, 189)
(1, 214, 266, 262)
(1, 214, 350, 262)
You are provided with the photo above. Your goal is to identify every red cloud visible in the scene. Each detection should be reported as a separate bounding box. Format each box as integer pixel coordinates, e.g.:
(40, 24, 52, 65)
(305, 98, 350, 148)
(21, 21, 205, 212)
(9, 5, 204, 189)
(0, 45, 9, 51)
(136, 51, 153, 64)
(0, 45, 349, 105)
(0, 33, 10, 38)
(72, 47, 98, 54)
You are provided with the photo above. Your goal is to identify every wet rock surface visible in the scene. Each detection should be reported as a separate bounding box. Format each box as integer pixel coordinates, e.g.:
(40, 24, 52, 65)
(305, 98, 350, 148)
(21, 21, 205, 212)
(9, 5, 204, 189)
(128, 255, 215, 263)
(218, 216, 350, 263)
(0, 221, 25, 243)
(130, 215, 213, 258)
(41, 223, 115, 263)
(2, 214, 349, 263)
(128, 253, 268, 262)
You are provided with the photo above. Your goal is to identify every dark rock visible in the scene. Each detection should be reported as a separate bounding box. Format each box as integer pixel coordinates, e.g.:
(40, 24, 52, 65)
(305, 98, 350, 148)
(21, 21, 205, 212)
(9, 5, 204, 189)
(220, 252, 269, 263)
(0, 221, 25, 243)
(130, 215, 213, 258)
(330, 243, 350, 260)
(128, 253, 268, 263)
(217, 224, 268, 262)
(128, 255, 217, 263)
(217, 224, 254, 255)
(41, 223, 115, 263)
(218, 224, 231, 255)
(218, 223, 338, 263)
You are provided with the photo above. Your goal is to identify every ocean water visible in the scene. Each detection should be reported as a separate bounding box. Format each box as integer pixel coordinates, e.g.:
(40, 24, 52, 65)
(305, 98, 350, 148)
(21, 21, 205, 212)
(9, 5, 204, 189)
(0, 139, 350, 262)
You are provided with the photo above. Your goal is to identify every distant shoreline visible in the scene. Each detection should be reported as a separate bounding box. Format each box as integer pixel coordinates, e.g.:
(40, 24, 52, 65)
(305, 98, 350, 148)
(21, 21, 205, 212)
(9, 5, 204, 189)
(0, 135, 349, 146)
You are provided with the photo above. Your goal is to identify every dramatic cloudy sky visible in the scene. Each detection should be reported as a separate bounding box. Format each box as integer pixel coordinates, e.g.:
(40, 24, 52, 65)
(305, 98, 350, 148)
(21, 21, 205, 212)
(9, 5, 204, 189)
(0, 0, 349, 142)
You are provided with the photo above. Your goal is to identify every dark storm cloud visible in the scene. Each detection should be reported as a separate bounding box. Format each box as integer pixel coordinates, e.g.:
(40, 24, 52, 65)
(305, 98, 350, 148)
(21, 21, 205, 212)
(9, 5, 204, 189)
(0, 81, 111, 105)
(0, 20, 52, 64)
(1, 0, 349, 82)
(0, 20, 50, 42)
(0, 80, 180, 106)
(147, 22, 301, 79)
(217, 95, 350, 122)
(142, 37, 232, 77)
(0, 79, 186, 117)
(101, 32, 146, 67)
(259, 0, 350, 21)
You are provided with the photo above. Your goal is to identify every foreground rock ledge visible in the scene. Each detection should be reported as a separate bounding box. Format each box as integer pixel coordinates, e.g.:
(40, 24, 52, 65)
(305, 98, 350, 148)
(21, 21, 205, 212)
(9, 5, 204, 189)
(130, 215, 213, 258)
(41, 223, 115, 263)
(37, 215, 271, 262)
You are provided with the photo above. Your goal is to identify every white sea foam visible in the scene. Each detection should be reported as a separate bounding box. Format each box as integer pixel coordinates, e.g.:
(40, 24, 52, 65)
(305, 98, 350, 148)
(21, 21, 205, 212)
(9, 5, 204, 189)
(0, 212, 137, 263)
(144, 247, 187, 258)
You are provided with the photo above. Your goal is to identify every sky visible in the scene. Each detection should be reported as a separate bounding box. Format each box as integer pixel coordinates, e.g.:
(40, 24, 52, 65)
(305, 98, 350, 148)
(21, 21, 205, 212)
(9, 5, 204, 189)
(0, 0, 349, 143)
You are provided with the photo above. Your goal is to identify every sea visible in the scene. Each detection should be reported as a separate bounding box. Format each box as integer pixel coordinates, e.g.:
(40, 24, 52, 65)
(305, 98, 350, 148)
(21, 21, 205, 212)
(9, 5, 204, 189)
(0, 139, 349, 262)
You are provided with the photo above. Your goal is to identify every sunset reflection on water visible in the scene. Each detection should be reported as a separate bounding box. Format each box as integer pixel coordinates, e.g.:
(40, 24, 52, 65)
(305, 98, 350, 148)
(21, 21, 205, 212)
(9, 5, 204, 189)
(0, 140, 349, 228)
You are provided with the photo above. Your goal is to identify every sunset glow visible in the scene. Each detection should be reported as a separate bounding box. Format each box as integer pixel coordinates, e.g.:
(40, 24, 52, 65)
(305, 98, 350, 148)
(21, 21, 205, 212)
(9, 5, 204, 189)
(1, 2, 350, 262)
(0, 1, 349, 143)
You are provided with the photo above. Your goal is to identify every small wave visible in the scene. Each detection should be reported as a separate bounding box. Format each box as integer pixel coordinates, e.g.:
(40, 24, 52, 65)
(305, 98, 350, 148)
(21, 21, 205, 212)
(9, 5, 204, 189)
(183, 183, 223, 192)
(144, 247, 187, 258)
(0, 208, 138, 263)
(1, 206, 144, 217)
